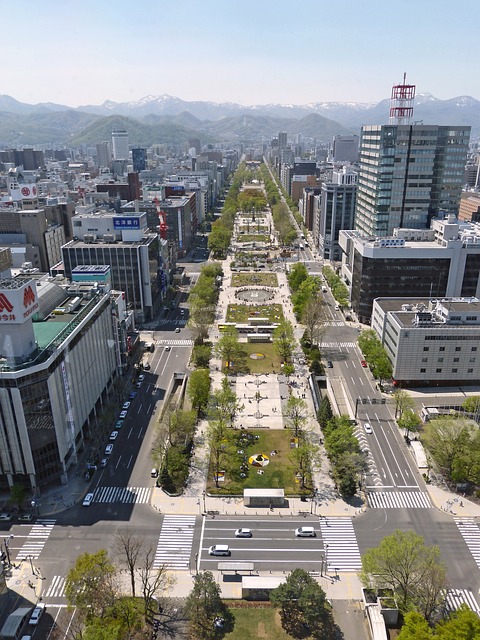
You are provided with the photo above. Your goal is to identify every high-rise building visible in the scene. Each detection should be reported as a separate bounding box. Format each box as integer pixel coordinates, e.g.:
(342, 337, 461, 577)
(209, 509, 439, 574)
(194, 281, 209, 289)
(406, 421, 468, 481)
(278, 131, 288, 151)
(317, 167, 357, 260)
(132, 147, 147, 172)
(332, 135, 359, 163)
(354, 124, 471, 237)
(96, 141, 111, 168)
(112, 129, 129, 160)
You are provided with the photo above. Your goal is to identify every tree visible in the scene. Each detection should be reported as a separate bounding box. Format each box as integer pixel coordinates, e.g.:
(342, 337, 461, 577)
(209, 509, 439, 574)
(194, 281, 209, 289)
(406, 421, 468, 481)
(285, 396, 308, 437)
(462, 396, 480, 415)
(398, 410, 422, 439)
(208, 223, 231, 257)
(113, 530, 143, 597)
(436, 605, 480, 638)
(317, 397, 333, 429)
(394, 389, 416, 419)
(209, 376, 244, 427)
(290, 440, 320, 489)
(292, 277, 320, 320)
(301, 296, 325, 346)
(397, 612, 433, 639)
(270, 568, 336, 639)
(10, 485, 26, 511)
(206, 418, 234, 489)
(188, 305, 216, 344)
(273, 319, 295, 363)
(192, 344, 212, 368)
(287, 263, 309, 292)
(184, 571, 231, 640)
(65, 550, 117, 617)
(187, 369, 211, 415)
(137, 546, 172, 622)
(214, 327, 246, 373)
(423, 418, 480, 484)
(361, 530, 447, 620)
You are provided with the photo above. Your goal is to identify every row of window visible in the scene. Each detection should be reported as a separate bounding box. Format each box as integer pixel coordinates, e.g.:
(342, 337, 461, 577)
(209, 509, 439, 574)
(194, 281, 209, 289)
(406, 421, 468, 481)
(421, 357, 476, 363)
(420, 368, 474, 374)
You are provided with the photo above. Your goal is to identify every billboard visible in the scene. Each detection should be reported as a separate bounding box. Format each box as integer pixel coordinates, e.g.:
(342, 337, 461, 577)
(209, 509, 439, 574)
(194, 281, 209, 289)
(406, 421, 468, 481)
(113, 216, 140, 230)
(0, 280, 38, 324)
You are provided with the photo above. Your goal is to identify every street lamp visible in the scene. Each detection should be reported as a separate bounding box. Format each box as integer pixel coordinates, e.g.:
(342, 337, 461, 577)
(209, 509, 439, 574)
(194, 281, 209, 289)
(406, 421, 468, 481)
(202, 491, 206, 514)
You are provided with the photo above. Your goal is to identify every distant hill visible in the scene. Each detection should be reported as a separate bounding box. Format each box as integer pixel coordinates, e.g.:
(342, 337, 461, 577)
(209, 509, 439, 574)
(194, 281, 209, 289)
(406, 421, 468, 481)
(0, 92, 478, 146)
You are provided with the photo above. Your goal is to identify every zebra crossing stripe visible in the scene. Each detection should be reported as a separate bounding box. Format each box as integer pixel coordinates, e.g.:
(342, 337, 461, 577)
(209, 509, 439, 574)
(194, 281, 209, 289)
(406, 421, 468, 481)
(154, 515, 196, 570)
(454, 518, 480, 570)
(319, 517, 362, 572)
(45, 575, 66, 599)
(93, 486, 152, 504)
(367, 491, 433, 509)
(155, 339, 194, 346)
(320, 342, 356, 348)
(15, 519, 56, 561)
(444, 588, 480, 615)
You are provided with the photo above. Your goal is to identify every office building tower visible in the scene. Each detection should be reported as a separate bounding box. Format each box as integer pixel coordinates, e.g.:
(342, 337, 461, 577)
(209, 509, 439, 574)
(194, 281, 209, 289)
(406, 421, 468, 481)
(96, 141, 111, 168)
(317, 167, 357, 260)
(112, 129, 129, 160)
(278, 131, 288, 151)
(132, 148, 147, 172)
(332, 135, 359, 163)
(354, 124, 471, 237)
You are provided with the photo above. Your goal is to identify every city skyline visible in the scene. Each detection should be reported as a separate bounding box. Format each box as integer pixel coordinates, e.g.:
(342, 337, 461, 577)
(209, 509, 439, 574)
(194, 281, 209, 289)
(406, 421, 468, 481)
(3, 0, 479, 108)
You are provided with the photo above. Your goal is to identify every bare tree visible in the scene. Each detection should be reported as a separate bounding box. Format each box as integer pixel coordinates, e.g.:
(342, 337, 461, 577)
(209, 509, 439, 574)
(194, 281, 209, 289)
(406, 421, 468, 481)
(138, 546, 173, 623)
(285, 396, 308, 437)
(114, 530, 144, 597)
(301, 296, 325, 346)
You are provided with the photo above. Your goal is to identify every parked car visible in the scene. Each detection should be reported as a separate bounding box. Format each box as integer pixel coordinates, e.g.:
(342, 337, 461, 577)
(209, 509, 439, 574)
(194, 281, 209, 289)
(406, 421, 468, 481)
(115, 420, 124, 429)
(327, 360, 333, 368)
(109, 431, 118, 441)
(0, 513, 12, 522)
(143, 362, 151, 370)
(122, 401, 131, 410)
(361, 360, 368, 368)
(129, 392, 137, 400)
(119, 410, 128, 419)
(18, 513, 34, 522)
(138, 375, 145, 382)
(99, 458, 108, 468)
(105, 444, 114, 455)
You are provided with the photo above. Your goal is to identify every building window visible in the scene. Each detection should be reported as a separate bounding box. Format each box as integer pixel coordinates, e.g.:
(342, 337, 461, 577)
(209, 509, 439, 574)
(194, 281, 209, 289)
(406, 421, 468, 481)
(420, 368, 426, 373)
(455, 347, 461, 351)
(439, 346, 445, 352)
(452, 368, 458, 373)
(423, 347, 429, 351)
(421, 358, 428, 362)
(470, 358, 476, 363)
(437, 358, 444, 363)
(468, 368, 474, 373)
(472, 347, 478, 352)
(454, 358, 460, 363)
(436, 368, 442, 373)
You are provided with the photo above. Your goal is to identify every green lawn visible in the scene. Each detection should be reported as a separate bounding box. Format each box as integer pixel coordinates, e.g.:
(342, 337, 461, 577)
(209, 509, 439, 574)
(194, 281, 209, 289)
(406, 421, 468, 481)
(237, 234, 269, 243)
(231, 272, 278, 287)
(224, 607, 291, 640)
(207, 429, 311, 496)
(242, 342, 282, 374)
(226, 303, 284, 323)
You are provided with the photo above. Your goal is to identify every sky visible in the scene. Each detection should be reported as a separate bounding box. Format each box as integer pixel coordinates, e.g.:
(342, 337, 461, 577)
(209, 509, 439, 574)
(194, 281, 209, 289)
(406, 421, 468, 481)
(3, 0, 479, 108)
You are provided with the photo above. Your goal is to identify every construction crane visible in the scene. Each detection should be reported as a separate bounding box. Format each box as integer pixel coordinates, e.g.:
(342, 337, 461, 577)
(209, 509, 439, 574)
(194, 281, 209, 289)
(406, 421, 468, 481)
(153, 197, 168, 240)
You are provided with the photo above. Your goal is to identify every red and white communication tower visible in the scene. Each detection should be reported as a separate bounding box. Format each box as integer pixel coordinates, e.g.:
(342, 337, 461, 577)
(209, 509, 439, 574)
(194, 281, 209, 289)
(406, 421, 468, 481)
(153, 197, 168, 240)
(389, 73, 416, 125)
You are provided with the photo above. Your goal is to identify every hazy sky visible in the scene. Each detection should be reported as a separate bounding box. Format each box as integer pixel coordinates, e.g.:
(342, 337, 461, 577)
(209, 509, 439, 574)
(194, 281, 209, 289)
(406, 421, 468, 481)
(4, 0, 479, 107)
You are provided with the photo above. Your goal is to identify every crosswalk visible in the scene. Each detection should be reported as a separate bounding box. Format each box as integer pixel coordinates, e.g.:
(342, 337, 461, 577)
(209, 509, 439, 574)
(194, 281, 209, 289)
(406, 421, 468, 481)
(320, 342, 357, 349)
(319, 517, 362, 572)
(153, 515, 196, 570)
(45, 575, 66, 599)
(155, 318, 188, 327)
(15, 519, 56, 561)
(321, 322, 345, 327)
(367, 491, 433, 509)
(92, 486, 152, 504)
(444, 588, 480, 615)
(454, 518, 480, 570)
(155, 339, 194, 347)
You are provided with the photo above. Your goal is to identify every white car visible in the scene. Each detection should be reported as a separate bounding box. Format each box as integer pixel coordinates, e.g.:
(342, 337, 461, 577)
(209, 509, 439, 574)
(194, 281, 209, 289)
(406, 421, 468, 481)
(105, 444, 114, 455)
(119, 410, 128, 419)
(122, 401, 131, 410)
(29, 603, 46, 625)
(0, 512, 12, 521)
(165, 345, 171, 351)
(235, 528, 252, 538)
(82, 492, 94, 507)
(109, 431, 118, 441)
(138, 374, 145, 382)
(364, 423, 373, 434)
(99, 458, 108, 468)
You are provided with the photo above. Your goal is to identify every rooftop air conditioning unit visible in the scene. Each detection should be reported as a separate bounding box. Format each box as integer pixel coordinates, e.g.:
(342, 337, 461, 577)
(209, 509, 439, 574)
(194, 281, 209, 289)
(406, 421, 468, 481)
(83, 233, 95, 243)
(103, 233, 116, 243)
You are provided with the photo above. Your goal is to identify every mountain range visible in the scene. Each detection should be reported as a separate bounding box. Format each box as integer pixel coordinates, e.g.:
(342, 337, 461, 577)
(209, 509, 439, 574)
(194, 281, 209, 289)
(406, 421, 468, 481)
(0, 93, 478, 147)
